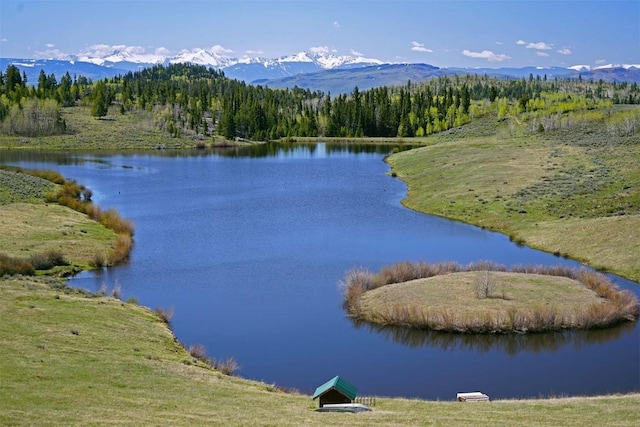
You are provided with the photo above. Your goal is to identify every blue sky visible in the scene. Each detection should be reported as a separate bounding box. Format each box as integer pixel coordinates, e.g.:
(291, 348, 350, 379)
(1, 0, 638, 68)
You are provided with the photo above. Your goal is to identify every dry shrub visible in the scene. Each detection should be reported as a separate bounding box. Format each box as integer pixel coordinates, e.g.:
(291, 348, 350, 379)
(340, 267, 376, 316)
(98, 282, 108, 296)
(430, 261, 461, 276)
(215, 357, 240, 376)
(99, 208, 135, 236)
(188, 344, 212, 365)
(85, 203, 102, 221)
(155, 307, 174, 325)
(0, 253, 35, 276)
(466, 260, 507, 272)
(110, 281, 122, 300)
(91, 251, 108, 268)
(110, 234, 133, 265)
(27, 169, 65, 184)
(29, 249, 68, 270)
(377, 261, 419, 285)
(413, 261, 438, 278)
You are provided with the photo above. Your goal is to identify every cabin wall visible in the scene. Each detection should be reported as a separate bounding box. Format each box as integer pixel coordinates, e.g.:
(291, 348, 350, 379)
(319, 390, 352, 407)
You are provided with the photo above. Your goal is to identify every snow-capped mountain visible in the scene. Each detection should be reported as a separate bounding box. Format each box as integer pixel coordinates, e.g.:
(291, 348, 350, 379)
(2, 45, 640, 94)
(568, 64, 640, 71)
(28, 45, 384, 82)
(60, 45, 383, 74)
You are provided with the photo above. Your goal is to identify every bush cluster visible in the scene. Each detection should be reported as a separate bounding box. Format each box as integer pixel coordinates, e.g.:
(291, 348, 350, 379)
(1, 249, 70, 276)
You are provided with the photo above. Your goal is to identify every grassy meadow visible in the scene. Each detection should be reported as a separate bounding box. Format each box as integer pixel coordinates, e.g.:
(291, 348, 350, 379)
(0, 106, 198, 150)
(1, 275, 639, 427)
(387, 105, 640, 282)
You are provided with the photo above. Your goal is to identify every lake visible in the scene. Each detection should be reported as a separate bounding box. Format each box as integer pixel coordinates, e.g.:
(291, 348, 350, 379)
(2, 143, 638, 400)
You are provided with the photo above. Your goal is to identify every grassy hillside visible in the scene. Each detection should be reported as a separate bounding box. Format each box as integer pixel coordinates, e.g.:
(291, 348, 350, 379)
(1, 276, 639, 426)
(0, 106, 197, 150)
(388, 106, 640, 282)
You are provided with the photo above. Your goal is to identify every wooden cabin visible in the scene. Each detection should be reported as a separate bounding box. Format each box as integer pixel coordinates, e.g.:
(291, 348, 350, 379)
(312, 376, 358, 408)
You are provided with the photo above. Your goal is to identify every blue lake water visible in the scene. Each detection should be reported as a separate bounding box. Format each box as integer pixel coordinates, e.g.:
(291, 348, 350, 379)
(2, 143, 638, 400)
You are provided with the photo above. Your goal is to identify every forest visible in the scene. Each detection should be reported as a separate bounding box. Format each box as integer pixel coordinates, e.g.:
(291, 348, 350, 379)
(0, 62, 639, 141)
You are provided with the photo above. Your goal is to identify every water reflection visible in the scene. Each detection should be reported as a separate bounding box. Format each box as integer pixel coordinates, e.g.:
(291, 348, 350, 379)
(350, 318, 637, 355)
(0, 142, 419, 164)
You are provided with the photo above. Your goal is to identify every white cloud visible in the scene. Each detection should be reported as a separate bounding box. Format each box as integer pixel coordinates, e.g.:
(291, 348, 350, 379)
(80, 44, 146, 58)
(462, 49, 510, 62)
(1, 38, 8, 43)
(495, 41, 503, 45)
(245, 49, 264, 55)
(351, 49, 364, 57)
(333, 21, 340, 28)
(210, 44, 233, 55)
(516, 40, 526, 45)
(411, 41, 432, 53)
(310, 46, 330, 55)
(536, 51, 549, 57)
(557, 48, 572, 55)
(34, 48, 72, 60)
(45, 43, 55, 48)
(155, 47, 171, 56)
(526, 41, 553, 50)
(595, 59, 607, 65)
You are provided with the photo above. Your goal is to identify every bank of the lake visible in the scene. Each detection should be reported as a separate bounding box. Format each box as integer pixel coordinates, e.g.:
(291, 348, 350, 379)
(0, 167, 134, 273)
(1, 275, 639, 427)
(387, 108, 640, 283)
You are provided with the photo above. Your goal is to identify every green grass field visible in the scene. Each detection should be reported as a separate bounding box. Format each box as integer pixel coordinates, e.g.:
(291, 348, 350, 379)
(1, 276, 639, 427)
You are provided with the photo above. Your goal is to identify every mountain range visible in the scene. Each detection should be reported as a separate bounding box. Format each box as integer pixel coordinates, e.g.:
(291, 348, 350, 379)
(2, 47, 639, 94)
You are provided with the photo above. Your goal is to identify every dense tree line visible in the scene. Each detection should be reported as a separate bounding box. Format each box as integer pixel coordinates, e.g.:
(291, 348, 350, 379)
(1, 63, 639, 139)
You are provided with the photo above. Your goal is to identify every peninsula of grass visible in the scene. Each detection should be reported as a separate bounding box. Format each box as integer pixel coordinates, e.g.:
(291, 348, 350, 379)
(386, 105, 640, 282)
(341, 261, 639, 334)
(0, 166, 134, 274)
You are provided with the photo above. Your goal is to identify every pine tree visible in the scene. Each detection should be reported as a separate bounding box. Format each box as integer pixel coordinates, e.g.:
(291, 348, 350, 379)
(90, 81, 109, 118)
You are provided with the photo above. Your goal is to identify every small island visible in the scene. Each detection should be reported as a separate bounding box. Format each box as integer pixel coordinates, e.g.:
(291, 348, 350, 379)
(341, 261, 639, 334)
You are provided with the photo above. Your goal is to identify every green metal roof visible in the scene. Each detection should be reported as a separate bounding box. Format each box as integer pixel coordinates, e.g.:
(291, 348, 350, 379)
(312, 376, 358, 400)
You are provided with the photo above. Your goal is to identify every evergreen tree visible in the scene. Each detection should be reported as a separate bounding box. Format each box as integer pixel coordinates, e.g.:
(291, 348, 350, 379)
(90, 80, 109, 118)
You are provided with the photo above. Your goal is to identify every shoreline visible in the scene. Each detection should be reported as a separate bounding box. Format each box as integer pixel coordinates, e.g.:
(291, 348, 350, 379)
(1, 156, 639, 424)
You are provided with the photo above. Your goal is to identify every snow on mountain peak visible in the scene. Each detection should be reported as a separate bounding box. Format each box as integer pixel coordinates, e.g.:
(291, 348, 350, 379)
(75, 44, 167, 66)
(170, 48, 235, 68)
(570, 63, 640, 72)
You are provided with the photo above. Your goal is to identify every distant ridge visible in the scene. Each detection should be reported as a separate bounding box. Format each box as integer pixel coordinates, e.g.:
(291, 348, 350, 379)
(2, 50, 639, 94)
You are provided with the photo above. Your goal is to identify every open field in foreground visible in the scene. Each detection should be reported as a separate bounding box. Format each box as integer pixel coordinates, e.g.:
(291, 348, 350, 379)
(387, 107, 640, 282)
(1, 276, 639, 427)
